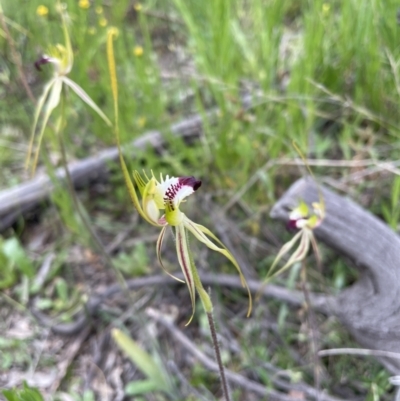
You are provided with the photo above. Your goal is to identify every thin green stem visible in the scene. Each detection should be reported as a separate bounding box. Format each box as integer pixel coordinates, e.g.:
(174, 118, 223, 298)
(206, 308, 231, 401)
(57, 92, 115, 272)
(185, 234, 231, 400)
(300, 261, 321, 395)
(58, 132, 114, 268)
(56, 91, 136, 315)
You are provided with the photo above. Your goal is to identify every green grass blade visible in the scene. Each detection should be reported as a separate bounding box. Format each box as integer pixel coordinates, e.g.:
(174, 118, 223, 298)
(112, 329, 171, 394)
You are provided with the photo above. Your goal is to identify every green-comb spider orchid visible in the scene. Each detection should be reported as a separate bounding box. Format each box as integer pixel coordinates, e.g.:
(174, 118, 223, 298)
(26, 5, 111, 173)
(130, 171, 252, 324)
(265, 200, 324, 283)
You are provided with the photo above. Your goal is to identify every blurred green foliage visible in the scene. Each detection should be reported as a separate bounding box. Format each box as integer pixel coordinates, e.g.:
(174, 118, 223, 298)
(3, 382, 44, 401)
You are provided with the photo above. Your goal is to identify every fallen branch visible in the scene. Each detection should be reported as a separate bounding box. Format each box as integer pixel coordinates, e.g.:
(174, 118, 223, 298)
(318, 348, 400, 360)
(31, 272, 333, 336)
(0, 112, 216, 231)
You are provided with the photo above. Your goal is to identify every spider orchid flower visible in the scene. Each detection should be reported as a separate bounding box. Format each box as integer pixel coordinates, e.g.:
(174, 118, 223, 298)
(265, 200, 324, 283)
(26, 7, 111, 173)
(105, 28, 250, 323)
(128, 171, 252, 323)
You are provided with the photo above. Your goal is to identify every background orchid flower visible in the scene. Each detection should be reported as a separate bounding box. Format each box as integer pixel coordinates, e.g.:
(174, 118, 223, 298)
(26, 6, 111, 174)
(263, 200, 324, 284)
(127, 171, 252, 323)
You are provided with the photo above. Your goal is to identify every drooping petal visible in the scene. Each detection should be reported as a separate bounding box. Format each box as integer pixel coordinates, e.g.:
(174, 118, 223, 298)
(256, 230, 303, 300)
(183, 217, 253, 317)
(268, 230, 311, 280)
(31, 78, 63, 173)
(267, 230, 302, 279)
(61, 77, 112, 126)
(176, 224, 196, 325)
(156, 226, 184, 283)
(310, 232, 321, 268)
(26, 78, 56, 170)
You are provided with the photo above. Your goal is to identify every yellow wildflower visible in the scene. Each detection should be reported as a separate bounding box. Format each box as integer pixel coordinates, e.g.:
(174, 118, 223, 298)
(133, 46, 143, 57)
(134, 3, 142, 11)
(79, 0, 90, 9)
(36, 5, 49, 17)
(108, 27, 119, 37)
(88, 27, 96, 35)
(322, 3, 330, 15)
(95, 5, 103, 14)
(99, 17, 108, 27)
(137, 116, 146, 128)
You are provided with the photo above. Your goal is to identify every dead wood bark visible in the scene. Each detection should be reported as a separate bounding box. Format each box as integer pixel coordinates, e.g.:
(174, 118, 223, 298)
(270, 177, 400, 374)
(0, 112, 215, 231)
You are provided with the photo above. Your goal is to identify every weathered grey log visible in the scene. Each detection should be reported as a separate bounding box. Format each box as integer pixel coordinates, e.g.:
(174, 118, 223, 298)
(271, 177, 400, 374)
(0, 112, 215, 231)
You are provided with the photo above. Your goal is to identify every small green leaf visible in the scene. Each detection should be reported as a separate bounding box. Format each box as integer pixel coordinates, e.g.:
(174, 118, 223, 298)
(35, 298, 54, 310)
(55, 278, 69, 303)
(2, 237, 34, 278)
(2, 381, 44, 401)
(82, 390, 95, 401)
(2, 390, 17, 401)
(112, 329, 172, 394)
(125, 379, 161, 396)
(392, 175, 400, 209)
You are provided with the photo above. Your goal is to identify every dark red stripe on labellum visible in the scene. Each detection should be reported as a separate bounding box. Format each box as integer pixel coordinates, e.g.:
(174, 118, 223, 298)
(179, 176, 202, 191)
(164, 176, 202, 210)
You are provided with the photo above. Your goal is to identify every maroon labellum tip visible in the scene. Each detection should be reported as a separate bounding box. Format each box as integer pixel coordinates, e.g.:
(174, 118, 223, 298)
(286, 219, 299, 232)
(179, 176, 202, 191)
(34, 56, 50, 71)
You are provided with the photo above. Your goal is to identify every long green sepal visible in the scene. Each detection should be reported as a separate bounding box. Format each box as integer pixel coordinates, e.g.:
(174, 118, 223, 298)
(176, 224, 196, 325)
(59, 5, 73, 72)
(267, 231, 310, 282)
(106, 29, 158, 227)
(31, 78, 63, 173)
(62, 77, 111, 126)
(183, 217, 252, 317)
(266, 230, 302, 280)
(25, 78, 56, 170)
(156, 226, 184, 283)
